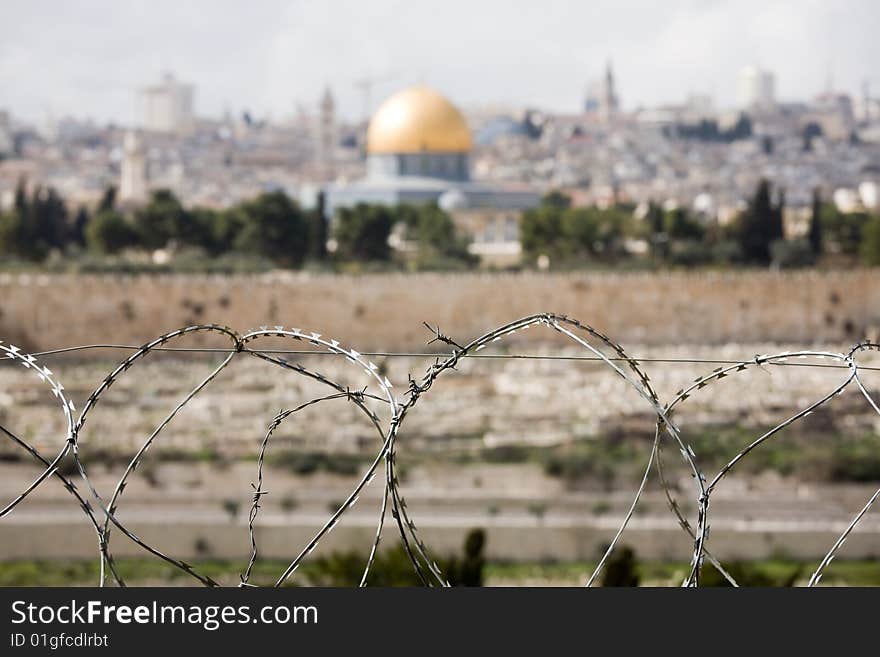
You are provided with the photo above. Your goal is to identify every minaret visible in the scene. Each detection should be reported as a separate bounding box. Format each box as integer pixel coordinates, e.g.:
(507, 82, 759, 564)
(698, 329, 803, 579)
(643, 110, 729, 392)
(601, 60, 618, 123)
(119, 130, 148, 204)
(317, 87, 336, 178)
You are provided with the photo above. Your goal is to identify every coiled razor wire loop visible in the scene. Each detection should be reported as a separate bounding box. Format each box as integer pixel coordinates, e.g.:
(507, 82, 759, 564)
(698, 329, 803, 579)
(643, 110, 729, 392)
(393, 314, 704, 586)
(0, 344, 122, 584)
(0, 343, 75, 517)
(68, 324, 399, 587)
(73, 325, 242, 586)
(0, 319, 878, 587)
(808, 342, 880, 586)
(239, 328, 398, 588)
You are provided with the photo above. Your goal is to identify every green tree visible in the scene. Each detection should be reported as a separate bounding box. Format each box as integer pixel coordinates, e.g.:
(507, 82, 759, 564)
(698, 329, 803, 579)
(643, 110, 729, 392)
(210, 208, 246, 255)
(0, 207, 26, 257)
(13, 177, 27, 215)
(98, 186, 117, 213)
(520, 191, 588, 263)
(0, 179, 29, 256)
(85, 210, 137, 254)
(560, 207, 601, 257)
(70, 206, 90, 248)
(585, 206, 630, 259)
(307, 191, 329, 262)
(665, 208, 705, 240)
(860, 216, 880, 266)
(770, 237, 814, 268)
(521, 204, 634, 265)
(822, 205, 867, 255)
(0, 180, 69, 260)
(772, 188, 786, 242)
(520, 205, 564, 260)
(333, 203, 394, 261)
(541, 189, 572, 210)
(737, 179, 784, 265)
(646, 201, 669, 260)
(32, 187, 69, 255)
(807, 188, 823, 256)
(401, 202, 475, 269)
(180, 207, 221, 252)
(234, 190, 309, 266)
(133, 189, 190, 250)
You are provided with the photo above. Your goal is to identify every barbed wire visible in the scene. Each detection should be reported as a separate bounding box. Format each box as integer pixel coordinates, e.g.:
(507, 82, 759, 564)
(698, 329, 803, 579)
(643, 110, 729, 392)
(1, 316, 879, 588)
(23, 343, 880, 371)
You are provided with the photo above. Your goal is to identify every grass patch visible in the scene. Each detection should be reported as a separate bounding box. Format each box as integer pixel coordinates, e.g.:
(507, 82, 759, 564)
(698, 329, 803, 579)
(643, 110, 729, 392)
(486, 558, 880, 586)
(3, 556, 878, 586)
(266, 451, 365, 477)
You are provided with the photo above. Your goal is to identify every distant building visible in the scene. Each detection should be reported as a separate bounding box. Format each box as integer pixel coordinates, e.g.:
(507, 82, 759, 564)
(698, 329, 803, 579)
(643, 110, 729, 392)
(859, 181, 878, 209)
(833, 187, 861, 213)
(119, 130, 148, 204)
(0, 110, 12, 157)
(315, 87, 336, 178)
(325, 85, 540, 266)
(139, 73, 195, 134)
(808, 92, 856, 140)
(685, 94, 715, 119)
(584, 60, 619, 122)
(737, 66, 775, 111)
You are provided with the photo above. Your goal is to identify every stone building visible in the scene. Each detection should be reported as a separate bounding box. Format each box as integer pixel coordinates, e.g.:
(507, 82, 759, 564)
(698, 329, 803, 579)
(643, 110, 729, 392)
(118, 130, 148, 205)
(315, 87, 337, 178)
(139, 72, 195, 134)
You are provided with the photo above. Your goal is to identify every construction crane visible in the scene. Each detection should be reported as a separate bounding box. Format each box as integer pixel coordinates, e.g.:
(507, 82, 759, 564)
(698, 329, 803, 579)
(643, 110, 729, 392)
(353, 73, 397, 125)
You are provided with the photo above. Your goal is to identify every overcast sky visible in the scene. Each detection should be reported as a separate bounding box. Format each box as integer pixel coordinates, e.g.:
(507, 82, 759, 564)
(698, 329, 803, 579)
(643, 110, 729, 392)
(1, 0, 877, 125)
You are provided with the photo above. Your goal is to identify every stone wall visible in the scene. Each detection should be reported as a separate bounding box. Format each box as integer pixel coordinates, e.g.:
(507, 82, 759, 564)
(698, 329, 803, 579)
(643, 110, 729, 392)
(0, 269, 878, 351)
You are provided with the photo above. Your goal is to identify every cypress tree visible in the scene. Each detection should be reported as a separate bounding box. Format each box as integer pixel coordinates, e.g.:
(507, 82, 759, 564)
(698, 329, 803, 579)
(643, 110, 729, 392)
(739, 179, 784, 265)
(308, 190, 328, 261)
(808, 188, 823, 256)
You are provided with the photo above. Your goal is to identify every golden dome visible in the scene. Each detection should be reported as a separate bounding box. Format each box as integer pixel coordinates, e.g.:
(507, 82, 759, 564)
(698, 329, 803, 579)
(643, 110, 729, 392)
(366, 85, 472, 154)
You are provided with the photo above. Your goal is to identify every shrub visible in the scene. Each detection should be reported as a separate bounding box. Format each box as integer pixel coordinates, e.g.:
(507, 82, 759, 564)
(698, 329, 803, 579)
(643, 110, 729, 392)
(770, 238, 815, 268)
(600, 545, 640, 587)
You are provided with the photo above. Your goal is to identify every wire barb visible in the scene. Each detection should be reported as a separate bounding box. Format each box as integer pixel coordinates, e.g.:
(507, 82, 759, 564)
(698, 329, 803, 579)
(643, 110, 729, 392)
(422, 321, 464, 351)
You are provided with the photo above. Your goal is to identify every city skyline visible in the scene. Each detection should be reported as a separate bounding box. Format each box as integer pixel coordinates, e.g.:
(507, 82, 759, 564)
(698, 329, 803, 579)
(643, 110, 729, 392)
(2, 0, 878, 125)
